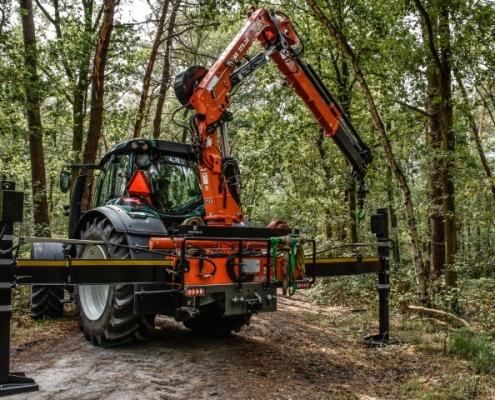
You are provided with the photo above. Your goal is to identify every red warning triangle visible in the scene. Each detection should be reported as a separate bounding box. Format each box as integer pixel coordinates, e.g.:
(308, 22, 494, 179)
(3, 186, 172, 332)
(127, 169, 152, 197)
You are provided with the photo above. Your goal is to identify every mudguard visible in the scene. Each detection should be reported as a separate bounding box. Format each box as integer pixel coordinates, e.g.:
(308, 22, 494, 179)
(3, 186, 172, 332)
(73, 205, 168, 260)
(75, 205, 167, 237)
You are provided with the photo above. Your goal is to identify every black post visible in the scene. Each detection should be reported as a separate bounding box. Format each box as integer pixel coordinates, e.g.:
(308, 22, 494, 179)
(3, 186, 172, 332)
(365, 208, 391, 346)
(0, 181, 38, 396)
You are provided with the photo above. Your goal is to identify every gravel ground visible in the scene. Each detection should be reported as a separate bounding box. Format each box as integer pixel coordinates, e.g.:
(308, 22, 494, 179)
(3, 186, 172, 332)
(8, 295, 494, 400)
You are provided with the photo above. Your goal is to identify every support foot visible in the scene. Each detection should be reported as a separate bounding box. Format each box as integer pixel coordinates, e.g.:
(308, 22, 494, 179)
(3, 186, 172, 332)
(363, 333, 395, 347)
(0, 372, 39, 397)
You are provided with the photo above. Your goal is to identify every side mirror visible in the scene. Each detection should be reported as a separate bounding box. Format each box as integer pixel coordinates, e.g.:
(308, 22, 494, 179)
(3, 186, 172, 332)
(59, 170, 71, 193)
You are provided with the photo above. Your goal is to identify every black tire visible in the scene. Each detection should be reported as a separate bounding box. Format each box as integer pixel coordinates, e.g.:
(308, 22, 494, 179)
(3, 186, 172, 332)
(75, 217, 158, 346)
(29, 243, 65, 320)
(183, 306, 250, 337)
(29, 285, 64, 319)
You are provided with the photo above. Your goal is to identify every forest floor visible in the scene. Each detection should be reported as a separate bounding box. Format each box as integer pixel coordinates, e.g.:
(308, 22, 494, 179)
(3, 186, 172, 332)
(8, 293, 495, 400)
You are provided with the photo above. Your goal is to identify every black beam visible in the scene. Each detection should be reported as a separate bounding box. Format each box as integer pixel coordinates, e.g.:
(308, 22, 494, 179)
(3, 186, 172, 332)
(15, 259, 174, 285)
(0, 181, 38, 396)
(304, 256, 380, 277)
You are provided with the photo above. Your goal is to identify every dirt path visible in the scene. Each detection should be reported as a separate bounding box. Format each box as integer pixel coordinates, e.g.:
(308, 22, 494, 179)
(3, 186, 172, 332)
(8, 295, 492, 400)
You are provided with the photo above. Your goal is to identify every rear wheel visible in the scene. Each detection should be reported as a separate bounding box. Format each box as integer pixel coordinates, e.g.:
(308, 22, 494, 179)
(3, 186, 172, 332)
(75, 217, 158, 346)
(29, 243, 65, 319)
(29, 285, 64, 319)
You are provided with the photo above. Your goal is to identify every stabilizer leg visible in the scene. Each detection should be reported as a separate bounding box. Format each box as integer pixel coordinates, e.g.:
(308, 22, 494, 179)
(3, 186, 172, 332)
(0, 182, 38, 397)
(364, 208, 393, 346)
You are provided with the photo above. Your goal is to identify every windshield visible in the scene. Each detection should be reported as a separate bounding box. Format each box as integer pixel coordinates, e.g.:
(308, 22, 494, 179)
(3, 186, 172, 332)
(143, 154, 202, 215)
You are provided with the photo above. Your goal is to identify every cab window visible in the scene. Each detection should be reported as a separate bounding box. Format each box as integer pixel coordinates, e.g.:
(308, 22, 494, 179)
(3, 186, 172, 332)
(138, 153, 202, 215)
(94, 154, 130, 206)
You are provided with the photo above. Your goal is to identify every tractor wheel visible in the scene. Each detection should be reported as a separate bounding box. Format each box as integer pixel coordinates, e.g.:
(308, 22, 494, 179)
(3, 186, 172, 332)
(29, 243, 65, 320)
(183, 306, 250, 337)
(29, 285, 64, 319)
(74, 217, 158, 346)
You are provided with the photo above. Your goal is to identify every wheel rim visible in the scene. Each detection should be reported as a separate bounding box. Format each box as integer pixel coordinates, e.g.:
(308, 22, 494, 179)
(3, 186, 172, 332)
(78, 245, 110, 321)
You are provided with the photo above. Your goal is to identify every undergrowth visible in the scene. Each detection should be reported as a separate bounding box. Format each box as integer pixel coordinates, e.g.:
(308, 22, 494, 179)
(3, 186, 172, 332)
(449, 329, 495, 374)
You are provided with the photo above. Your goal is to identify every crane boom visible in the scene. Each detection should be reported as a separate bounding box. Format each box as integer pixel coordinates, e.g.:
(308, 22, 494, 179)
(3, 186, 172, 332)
(173, 7, 372, 225)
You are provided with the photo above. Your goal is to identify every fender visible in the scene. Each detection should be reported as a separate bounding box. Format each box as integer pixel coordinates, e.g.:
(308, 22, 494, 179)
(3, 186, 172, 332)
(74, 205, 168, 238)
(74, 206, 168, 260)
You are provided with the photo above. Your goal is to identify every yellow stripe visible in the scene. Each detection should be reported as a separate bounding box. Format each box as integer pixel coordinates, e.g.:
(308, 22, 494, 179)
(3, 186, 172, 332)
(17, 259, 174, 268)
(17, 260, 67, 267)
(304, 256, 380, 264)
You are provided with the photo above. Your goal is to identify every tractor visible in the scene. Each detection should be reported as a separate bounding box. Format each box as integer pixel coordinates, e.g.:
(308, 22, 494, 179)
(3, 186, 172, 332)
(28, 7, 373, 346)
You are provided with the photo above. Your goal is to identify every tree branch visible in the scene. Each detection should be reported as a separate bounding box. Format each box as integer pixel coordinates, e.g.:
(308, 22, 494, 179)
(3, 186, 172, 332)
(396, 100, 430, 117)
(414, 0, 442, 70)
(408, 305, 470, 328)
(33, 0, 55, 24)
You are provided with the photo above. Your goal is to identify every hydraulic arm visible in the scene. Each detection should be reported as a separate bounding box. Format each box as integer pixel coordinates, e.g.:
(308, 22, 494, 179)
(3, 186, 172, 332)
(174, 7, 372, 226)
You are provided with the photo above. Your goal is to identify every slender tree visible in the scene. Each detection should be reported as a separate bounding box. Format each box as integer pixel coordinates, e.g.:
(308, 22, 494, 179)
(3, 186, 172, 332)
(19, 0, 50, 236)
(81, 0, 116, 207)
(153, 0, 181, 138)
(134, 0, 170, 138)
(455, 71, 495, 203)
(35, 0, 102, 174)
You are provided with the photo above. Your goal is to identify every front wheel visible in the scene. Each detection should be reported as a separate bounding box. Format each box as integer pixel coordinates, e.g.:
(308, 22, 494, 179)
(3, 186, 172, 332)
(29, 285, 64, 319)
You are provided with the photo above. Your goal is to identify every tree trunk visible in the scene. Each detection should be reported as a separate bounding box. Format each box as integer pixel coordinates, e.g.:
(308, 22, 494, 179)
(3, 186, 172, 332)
(422, 16, 445, 281)
(438, 2, 456, 286)
(334, 55, 358, 242)
(134, 0, 170, 138)
(72, 0, 95, 184)
(347, 180, 357, 242)
(81, 0, 115, 208)
(307, 0, 428, 301)
(20, 0, 51, 236)
(315, 128, 334, 240)
(416, 0, 456, 286)
(153, 0, 180, 138)
(386, 169, 401, 265)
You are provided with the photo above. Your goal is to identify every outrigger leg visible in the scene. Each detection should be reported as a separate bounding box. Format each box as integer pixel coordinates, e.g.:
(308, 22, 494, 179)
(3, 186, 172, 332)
(0, 181, 38, 397)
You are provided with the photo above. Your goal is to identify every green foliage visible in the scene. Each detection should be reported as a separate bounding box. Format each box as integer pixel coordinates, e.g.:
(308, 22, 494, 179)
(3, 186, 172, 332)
(449, 329, 495, 374)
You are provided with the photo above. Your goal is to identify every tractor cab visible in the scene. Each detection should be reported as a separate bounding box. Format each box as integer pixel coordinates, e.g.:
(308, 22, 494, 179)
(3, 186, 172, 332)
(94, 139, 203, 219)
(61, 139, 204, 237)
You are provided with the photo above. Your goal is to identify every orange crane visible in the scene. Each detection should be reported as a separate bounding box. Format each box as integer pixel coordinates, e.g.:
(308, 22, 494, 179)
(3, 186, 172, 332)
(171, 6, 372, 226)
